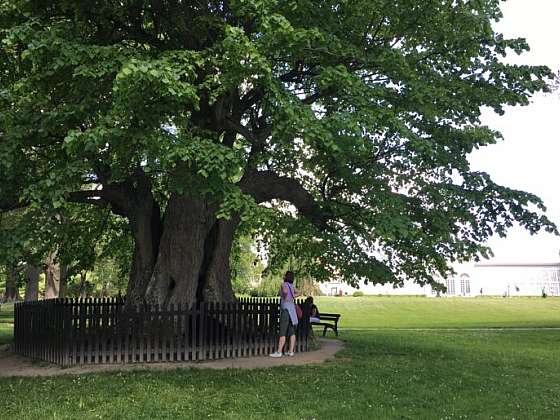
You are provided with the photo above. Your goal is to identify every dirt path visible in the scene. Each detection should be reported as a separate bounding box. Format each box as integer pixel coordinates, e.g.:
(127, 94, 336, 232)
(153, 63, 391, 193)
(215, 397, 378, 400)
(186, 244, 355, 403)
(0, 338, 344, 378)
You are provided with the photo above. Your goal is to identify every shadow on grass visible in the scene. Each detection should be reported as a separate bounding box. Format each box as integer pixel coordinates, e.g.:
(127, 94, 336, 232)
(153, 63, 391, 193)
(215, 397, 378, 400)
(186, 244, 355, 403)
(1, 330, 559, 419)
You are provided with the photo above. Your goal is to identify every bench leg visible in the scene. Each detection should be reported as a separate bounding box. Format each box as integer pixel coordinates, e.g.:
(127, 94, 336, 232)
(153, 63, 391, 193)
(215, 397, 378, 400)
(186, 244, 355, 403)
(322, 326, 327, 337)
(334, 326, 338, 337)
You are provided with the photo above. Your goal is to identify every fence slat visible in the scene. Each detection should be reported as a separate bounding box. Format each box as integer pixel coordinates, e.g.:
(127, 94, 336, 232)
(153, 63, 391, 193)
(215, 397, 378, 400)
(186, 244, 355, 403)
(199, 302, 206, 361)
(181, 303, 188, 361)
(191, 304, 197, 361)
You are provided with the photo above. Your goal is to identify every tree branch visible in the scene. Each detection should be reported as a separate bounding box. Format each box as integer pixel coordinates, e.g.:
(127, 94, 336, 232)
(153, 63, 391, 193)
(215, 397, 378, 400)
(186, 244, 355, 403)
(301, 87, 337, 105)
(0, 197, 28, 212)
(239, 171, 329, 229)
(66, 190, 111, 208)
(225, 118, 259, 144)
(225, 118, 272, 163)
(238, 87, 264, 115)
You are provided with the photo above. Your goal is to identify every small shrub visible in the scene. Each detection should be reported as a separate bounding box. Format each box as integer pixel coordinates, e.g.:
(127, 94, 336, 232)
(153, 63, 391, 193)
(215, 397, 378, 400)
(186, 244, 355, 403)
(353, 291, 364, 297)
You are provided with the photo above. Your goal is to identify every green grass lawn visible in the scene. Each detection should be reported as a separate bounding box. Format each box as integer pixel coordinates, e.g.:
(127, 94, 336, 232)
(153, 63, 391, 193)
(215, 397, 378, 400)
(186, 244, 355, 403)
(315, 295, 560, 329)
(1, 297, 560, 419)
(0, 303, 14, 345)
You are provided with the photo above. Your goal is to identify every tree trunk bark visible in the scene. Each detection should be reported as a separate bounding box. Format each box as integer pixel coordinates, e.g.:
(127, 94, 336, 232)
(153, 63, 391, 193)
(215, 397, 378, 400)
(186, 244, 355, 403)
(59, 264, 68, 299)
(127, 193, 238, 308)
(45, 253, 59, 299)
(124, 182, 162, 305)
(144, 194, 217, 307)
(3, 265, 20, 301)
(24, 264, 40, 301)
(78, 271, 87, 298)
(202, 216, 239, 303)
(45, 252, 67, 299)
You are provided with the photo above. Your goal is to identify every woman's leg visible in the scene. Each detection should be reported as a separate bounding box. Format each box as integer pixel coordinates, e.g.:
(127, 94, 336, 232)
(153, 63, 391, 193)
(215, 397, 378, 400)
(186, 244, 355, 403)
(272, 309, 290, 355)
(289, 334, 296, 353)
(277, 335, 286, 353)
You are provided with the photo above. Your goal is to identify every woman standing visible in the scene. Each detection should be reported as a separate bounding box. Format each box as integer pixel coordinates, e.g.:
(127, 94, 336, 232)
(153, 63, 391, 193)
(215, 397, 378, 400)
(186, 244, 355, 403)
(270, 271, 298, 357)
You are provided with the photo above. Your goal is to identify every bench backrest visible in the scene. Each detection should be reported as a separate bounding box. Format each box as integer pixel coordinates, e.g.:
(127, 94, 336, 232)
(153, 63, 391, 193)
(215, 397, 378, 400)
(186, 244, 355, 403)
(318, 313, 340, 321)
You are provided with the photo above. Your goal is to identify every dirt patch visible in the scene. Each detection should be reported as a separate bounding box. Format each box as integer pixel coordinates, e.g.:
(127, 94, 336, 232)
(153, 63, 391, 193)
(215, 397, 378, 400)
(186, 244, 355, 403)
(0, 338, 344, 378)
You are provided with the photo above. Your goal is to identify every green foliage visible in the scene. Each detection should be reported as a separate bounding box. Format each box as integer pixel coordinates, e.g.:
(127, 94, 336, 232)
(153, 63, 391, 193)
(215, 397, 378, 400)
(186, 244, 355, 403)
(0, 0, 557, 293)
(89, 258, 128, 297)
(0, 203, 133, 298)
(231, 230, 323, 297)
(249, 274, 281, 298)
(230, 235, 265, 295)
(353, 291, 364, 297)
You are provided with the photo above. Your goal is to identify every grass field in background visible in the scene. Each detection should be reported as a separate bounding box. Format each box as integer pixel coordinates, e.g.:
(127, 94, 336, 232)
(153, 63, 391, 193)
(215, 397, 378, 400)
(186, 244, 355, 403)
(0, 303, 14, 345)
(1, 298, 560, 419)
(315, 295, 560, 329)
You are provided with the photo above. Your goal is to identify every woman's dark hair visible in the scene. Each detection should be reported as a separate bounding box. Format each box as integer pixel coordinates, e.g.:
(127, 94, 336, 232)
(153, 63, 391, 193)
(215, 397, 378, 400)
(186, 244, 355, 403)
(284, 271, 295, 284)
(305, 296, 313, 304)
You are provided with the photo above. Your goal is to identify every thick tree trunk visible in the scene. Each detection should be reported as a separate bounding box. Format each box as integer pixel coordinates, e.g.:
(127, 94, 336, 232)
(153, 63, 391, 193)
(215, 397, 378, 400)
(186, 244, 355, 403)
(145, 194, 211, 307)
(202, 216, 239, 302)
(3, 266, 20, 301)
(123, 179, 162, 305)
(24, 264, 40, 301)
(120, 167, 318, 308)
(125, 192, 237, 308)
(120, 169, 321, 307)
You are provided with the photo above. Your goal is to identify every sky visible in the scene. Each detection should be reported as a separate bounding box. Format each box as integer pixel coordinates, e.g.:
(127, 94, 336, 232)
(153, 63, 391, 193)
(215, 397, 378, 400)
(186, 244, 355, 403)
(467, 0, 560, 263)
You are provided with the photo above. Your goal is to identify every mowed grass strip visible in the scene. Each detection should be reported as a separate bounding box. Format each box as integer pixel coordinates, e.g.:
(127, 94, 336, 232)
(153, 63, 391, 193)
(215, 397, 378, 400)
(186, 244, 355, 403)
(1, 330, 559, 419)
(0, 323, 12, 345)
(0, 302, 14, 322)
(315, 296, 560, 329)
(0, 303, 14, 345)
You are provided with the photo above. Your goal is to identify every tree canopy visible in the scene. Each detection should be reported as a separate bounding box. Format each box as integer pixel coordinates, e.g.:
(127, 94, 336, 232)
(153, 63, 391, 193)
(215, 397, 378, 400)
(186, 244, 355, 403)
(0, 0, 557, 304)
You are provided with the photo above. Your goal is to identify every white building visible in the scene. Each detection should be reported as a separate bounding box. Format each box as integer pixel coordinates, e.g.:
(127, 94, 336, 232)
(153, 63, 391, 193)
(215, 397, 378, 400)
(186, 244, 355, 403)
(318, 261, 560, 297)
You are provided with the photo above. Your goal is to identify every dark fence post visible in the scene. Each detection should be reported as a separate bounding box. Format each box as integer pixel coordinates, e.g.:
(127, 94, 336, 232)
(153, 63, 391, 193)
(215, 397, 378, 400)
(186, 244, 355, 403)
(62, 298, 71, 367)
(13, 302, 18, 354)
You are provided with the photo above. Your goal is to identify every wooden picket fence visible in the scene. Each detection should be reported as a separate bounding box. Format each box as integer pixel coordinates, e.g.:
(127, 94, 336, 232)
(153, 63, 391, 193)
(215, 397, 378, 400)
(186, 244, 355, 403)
(13, 297, 310, 367)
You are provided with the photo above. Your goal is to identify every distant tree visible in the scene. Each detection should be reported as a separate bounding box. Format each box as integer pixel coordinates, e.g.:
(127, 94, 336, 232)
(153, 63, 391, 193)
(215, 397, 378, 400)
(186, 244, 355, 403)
(550, 71, 560, 92)
(0, 1, 557, 308)
(23, 264, 41, 301)
(1, 265, 21, 301)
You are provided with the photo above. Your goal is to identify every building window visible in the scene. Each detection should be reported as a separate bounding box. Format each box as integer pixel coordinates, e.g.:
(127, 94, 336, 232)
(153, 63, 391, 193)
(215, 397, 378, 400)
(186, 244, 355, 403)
(446, 278, 455, 295)
(548, 269, 560, 296)
(460, 274, 471, 296)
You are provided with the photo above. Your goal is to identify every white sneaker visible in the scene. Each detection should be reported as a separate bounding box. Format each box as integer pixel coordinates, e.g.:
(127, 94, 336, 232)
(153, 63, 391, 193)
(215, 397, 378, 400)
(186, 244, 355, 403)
(269, 351, 282, 358)
(286, 351, 295, 357)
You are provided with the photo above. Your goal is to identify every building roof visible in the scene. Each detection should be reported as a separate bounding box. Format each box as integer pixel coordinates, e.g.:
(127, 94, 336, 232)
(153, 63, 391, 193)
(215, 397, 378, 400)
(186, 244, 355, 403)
(475, 262, 560, 268)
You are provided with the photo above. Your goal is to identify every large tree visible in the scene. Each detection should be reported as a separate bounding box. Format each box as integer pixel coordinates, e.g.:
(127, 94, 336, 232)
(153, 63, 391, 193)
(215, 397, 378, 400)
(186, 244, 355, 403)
(0, 0, 556, 307)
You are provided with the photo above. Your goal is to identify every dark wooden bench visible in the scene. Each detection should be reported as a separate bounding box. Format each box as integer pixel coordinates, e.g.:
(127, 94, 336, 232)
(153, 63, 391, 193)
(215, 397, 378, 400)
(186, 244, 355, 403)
(310, 313, 341, 337)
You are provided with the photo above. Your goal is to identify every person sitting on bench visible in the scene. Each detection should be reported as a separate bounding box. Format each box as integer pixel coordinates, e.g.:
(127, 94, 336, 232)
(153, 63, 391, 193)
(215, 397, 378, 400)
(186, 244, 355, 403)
(306, 296, 320, 323)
